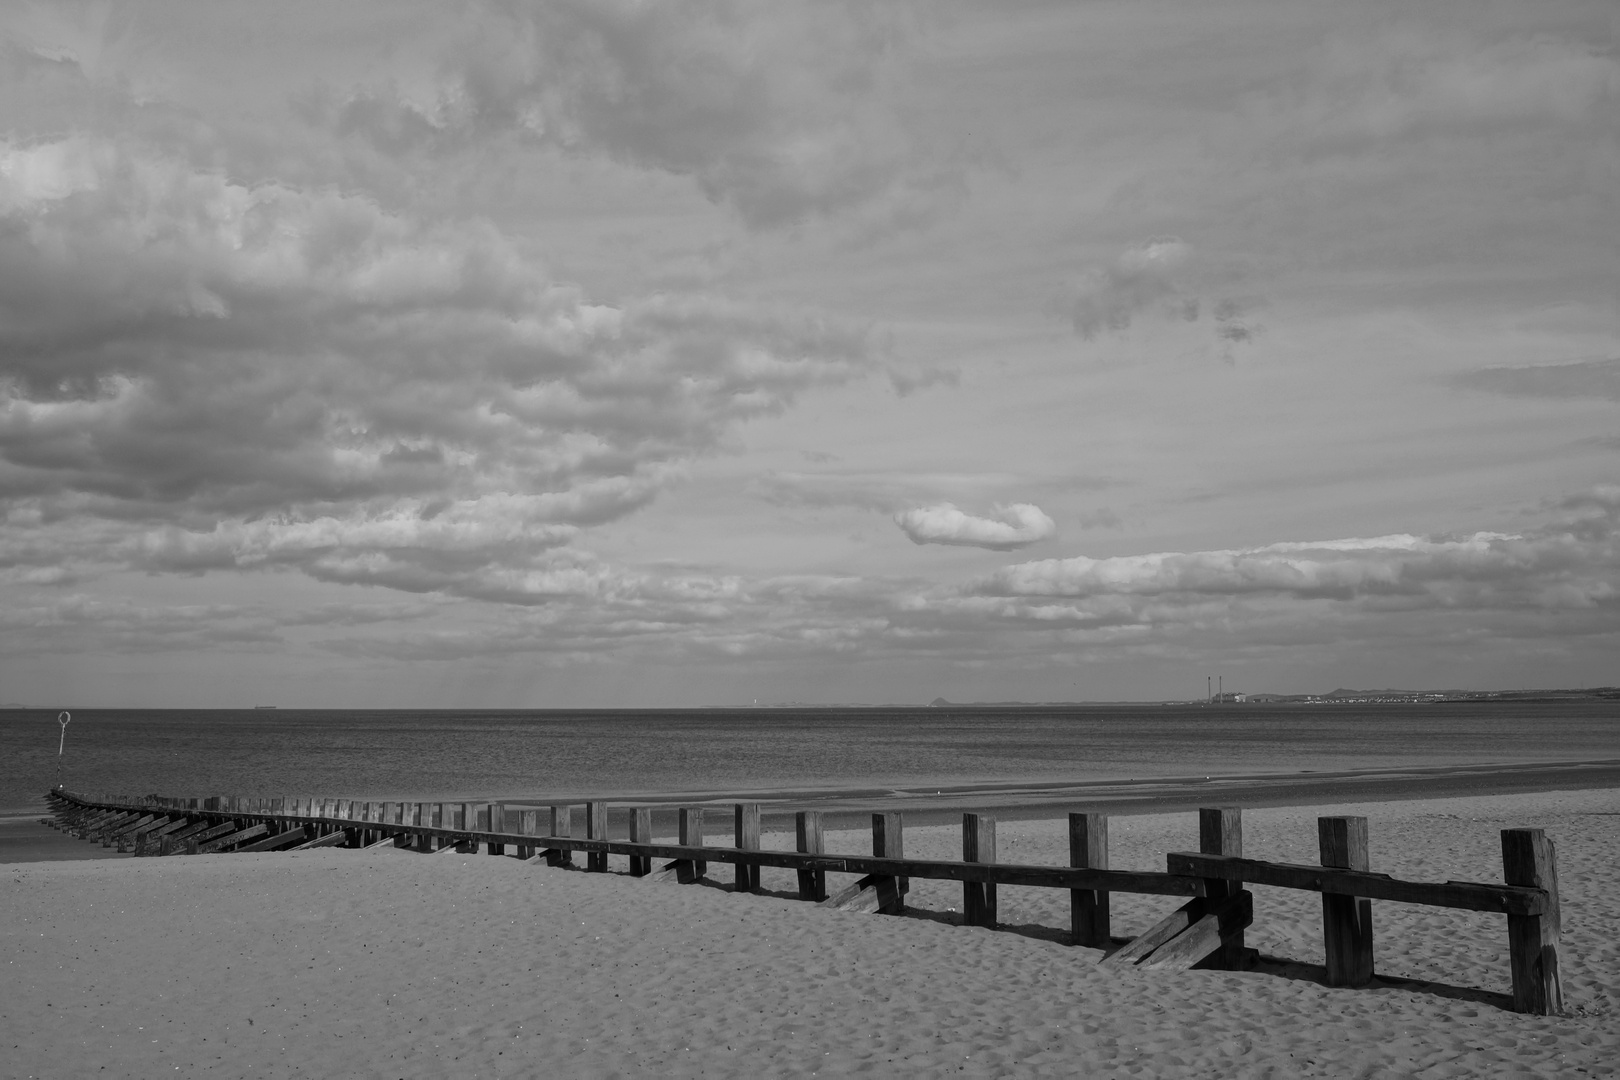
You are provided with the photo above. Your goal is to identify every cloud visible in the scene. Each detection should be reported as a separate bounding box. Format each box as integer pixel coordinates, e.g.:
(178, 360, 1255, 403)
(1, 594, 283, 655)
(18, 487, 1620, 673)
(754, 472, 904, 514)
(754, 471, 1065, 519)
(1076, 507, 1122, 530)
(0, 136, 872, 599)
(976, 489, 1620, 619)
(1066, 238, 1261, 352)
(1452, 357, 1620, 401)
(895, 502, 1056, 550)
(308, 1, 958, 230)
(980, 532, 1515, 600)
(1068, 237, 1193, 339)
(1277, 28, 1620, 152)
(886, 364, 960, 397)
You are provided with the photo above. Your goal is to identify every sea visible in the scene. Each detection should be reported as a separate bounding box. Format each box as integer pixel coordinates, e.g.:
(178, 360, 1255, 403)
(4, 702, 1618, 819)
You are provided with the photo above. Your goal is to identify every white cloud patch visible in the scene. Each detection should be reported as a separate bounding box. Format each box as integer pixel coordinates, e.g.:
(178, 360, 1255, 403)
(895, 502, 1057, 551)
(977, 489, 1620, 617)
(0, 136, 871, 600)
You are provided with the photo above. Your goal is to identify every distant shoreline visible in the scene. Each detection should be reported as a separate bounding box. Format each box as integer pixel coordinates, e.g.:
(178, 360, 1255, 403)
(5, 687, 1620, 710)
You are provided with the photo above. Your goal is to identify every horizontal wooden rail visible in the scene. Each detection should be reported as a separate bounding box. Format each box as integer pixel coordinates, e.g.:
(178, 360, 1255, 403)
(1166, 852, 1548, 916)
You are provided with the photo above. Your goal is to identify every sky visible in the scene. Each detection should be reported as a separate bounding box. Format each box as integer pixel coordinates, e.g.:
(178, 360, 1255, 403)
(1, 0, 1617, 708)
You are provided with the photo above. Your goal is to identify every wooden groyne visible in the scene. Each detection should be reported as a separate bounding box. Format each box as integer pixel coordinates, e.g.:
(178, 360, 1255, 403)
(42, 786, 1563, 1016)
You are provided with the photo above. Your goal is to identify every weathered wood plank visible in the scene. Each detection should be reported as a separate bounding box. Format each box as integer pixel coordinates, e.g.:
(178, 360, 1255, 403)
(1137, 890, 1255, 971)
(1166, 852, 1547, 915)
(542, 805, 573, 867)
(819, 873, 906, 914)
(871, 812, 906, 914)
(585, 802, 607, 871)
(627, 808, 653, 877)
(1319, 816, 1374, 987)
(1200, 806, 1243, 861)
(132, 818, 190, 856)
(106, 815, 160, 843)
(164, 819, 216, 846)
(289, 828, 350, 851)
(515, 808, 539, 861)
(489, 803, 508, 856)
(1069, 811, 1110, 948)
(413, 803, 434, 852)
(1099, 899, 1201, 968)
(79, 811, 129, 838)
(237, 828, 312, 853)
(1199, 807, 1245, 968)
(679, 808, 706, 880)
(796, 810, 826, 902)
(182, 820, 239, 852)
(963, 813, 997, 928)
(734, 804, 760, 894)
(1503, 828, 1563, 1015)
(199, 822, 269, 854)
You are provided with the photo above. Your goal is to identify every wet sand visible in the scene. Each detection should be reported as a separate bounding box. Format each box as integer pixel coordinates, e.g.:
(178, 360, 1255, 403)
(0, 816, 127, 864)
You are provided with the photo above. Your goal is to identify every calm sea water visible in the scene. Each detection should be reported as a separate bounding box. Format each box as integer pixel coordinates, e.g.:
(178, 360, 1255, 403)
(3, 703, 1617, 815)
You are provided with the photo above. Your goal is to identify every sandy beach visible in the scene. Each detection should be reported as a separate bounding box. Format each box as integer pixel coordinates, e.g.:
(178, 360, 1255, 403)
(5, 787, 1616, 1078)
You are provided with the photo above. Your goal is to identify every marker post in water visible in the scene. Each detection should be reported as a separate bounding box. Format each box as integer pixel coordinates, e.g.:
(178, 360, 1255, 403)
(56, 711, 70, 787)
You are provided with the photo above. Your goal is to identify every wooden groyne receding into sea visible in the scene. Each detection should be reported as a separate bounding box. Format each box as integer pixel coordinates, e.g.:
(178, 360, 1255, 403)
(42, 786, 1564, 1016)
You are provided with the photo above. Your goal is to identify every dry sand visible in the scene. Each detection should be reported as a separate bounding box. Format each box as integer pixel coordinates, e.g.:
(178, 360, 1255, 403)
(4, 788, 1616, 1078)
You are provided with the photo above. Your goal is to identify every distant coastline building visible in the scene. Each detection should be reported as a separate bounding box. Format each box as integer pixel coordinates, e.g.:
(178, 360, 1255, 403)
(1211, 692, 1247, 704)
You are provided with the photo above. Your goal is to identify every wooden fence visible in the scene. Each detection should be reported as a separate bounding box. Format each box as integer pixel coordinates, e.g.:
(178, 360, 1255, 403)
(41, 786, 1562, 1015)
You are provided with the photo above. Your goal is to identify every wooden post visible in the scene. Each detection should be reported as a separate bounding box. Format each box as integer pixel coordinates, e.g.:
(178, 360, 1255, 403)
(734, 803, 761, 893)
(585, 802, 607, 871)
(796, 810, 825, 902)
(548, 805, 573, 867)
(1069, 811, 1110, 947)
(443, 804, 460, 848)
(1199, 807, 1245, 967)
(963, 813, 997, 928)
(1502, 828, 1563, 1015)
(516, 809, 539, 860)
(680, 808, 706, 880)
(1319, 816, 1374, 987)
(415, 803, 434, 852)
(873, 812, 905, 914)
(628, 807, 653, 876)
(487, 803, 506, 856)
